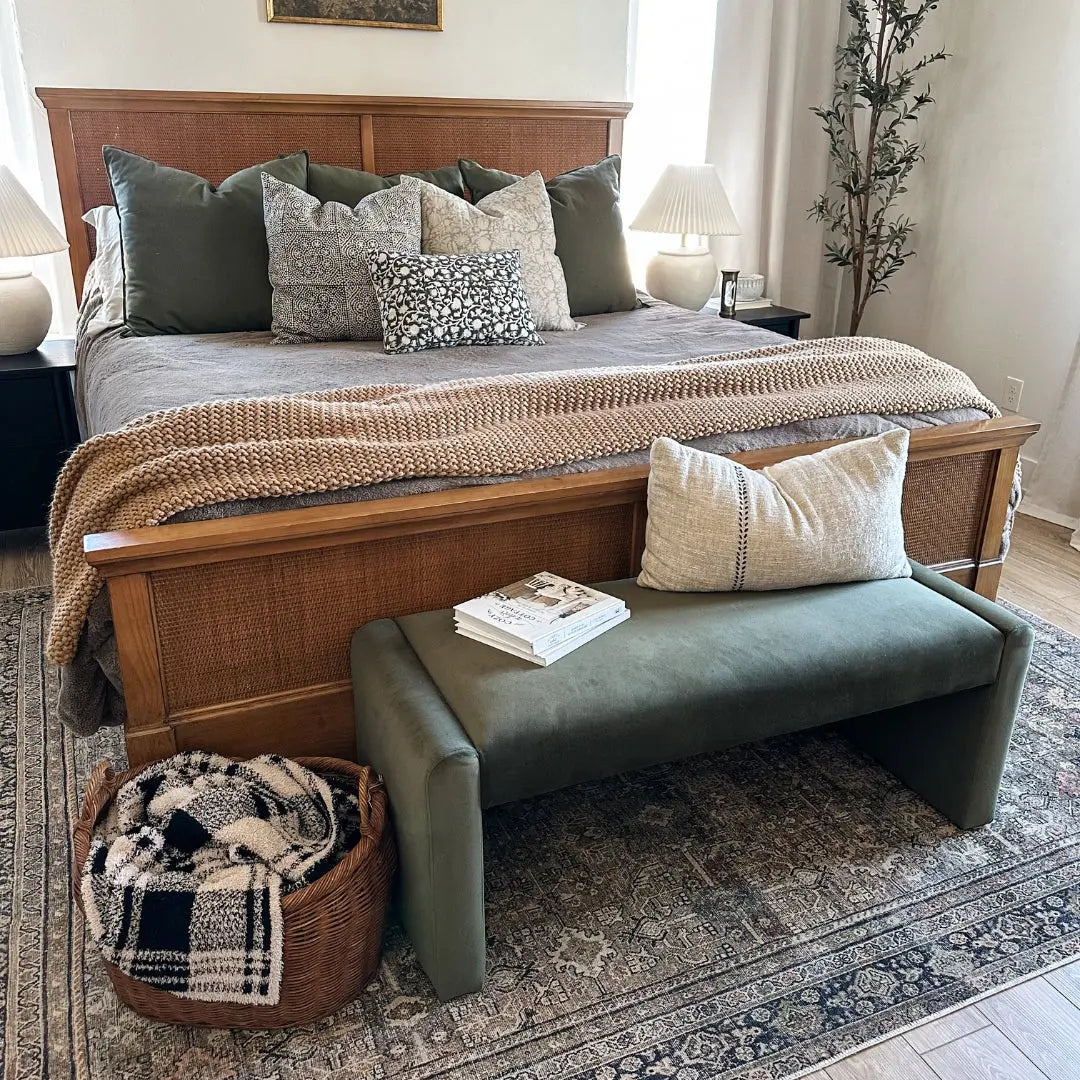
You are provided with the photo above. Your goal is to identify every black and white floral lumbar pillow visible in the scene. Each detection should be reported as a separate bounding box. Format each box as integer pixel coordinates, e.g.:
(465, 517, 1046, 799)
(367, 249, 544, 354)
(262, 172, 421, 343)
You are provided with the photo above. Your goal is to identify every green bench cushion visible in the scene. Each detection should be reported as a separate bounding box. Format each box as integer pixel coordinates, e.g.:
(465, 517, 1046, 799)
(395, 576, 1004, 808)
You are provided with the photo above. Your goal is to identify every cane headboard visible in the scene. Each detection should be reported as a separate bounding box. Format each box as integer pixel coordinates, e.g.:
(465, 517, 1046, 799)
(37, 88, 632, 299)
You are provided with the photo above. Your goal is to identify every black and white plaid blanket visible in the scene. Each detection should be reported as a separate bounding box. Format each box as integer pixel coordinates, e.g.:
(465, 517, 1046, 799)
(81, 752, 361, 1004)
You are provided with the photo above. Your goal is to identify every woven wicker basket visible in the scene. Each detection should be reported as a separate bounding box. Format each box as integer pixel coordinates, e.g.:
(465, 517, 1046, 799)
(72, 755, 396, 1029)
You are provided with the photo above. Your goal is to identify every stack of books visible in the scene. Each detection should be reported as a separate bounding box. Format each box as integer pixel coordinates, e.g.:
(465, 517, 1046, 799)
(454, 572, 630, 666)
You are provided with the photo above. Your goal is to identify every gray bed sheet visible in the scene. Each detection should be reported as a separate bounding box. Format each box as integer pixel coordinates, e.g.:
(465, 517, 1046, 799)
(77, 296, 988, 524)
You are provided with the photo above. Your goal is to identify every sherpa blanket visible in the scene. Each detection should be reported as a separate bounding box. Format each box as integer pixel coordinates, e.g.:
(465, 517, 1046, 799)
(47, 336, 997, 666)
(81, 752, 361, 1004)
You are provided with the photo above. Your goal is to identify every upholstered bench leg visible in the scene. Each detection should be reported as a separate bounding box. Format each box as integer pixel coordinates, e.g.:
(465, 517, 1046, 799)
(846, 563, 1034, 830)
(351, 620, 485, 1000)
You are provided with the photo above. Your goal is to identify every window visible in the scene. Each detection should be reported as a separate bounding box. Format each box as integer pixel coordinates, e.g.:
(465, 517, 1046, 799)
(622, 0, 718, 282)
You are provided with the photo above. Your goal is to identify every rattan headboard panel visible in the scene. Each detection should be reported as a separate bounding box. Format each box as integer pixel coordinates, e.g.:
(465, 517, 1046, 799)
(369, 115, 609, 177)
(39, 89, 631, 298)
(70, 110, 361, 210)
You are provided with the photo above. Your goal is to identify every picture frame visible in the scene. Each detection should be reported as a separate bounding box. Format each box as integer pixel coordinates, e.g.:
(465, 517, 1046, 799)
(266, 0, 442, 32)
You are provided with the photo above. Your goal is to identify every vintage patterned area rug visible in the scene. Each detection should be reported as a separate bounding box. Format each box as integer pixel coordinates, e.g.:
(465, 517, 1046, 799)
(4, 587, 1080, 1080)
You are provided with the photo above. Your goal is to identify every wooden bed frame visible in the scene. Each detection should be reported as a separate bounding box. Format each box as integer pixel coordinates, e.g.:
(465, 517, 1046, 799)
(40, 88, 1039, 769)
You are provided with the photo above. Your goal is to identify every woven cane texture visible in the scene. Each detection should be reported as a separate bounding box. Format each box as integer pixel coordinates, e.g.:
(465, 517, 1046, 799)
(46, 337, 999, 667)
(72, 757, 396, 1029)
(901, 451, 994, 565)
(371, 115, 609, 179)
(153, 504, 634, 711)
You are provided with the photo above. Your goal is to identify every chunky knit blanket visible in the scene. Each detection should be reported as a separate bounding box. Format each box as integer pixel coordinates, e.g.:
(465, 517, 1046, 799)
(81, 752, 361, 1004)
(47, 336, 997, 665)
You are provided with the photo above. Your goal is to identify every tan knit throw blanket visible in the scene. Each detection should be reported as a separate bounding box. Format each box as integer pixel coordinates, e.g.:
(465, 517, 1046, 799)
(47, 337, 997, 665)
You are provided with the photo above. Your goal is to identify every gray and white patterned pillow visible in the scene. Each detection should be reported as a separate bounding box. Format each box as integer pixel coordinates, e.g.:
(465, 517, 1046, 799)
(416, 172, 579, 333)
(367, 249, 544, 354)
(262, 173, 421, 343)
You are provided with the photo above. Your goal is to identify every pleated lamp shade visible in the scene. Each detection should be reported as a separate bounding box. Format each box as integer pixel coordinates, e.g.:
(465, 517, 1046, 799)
(629, 164, 740, 238)
(0, 167, 68, 259)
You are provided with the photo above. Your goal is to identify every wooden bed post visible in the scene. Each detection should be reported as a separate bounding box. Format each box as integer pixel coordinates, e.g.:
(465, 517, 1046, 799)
(106, 573, 178, 761)
(973, 442, 1022, 600)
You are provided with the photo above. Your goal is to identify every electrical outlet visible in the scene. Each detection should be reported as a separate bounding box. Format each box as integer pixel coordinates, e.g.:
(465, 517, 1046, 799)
(1003, 376, 1024, 413)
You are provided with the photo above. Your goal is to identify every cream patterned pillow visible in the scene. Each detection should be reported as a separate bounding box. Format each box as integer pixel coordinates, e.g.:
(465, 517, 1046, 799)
(416, 172, 579, 332)
(262, 173, 420, 343)
(638, 430, 911, 593)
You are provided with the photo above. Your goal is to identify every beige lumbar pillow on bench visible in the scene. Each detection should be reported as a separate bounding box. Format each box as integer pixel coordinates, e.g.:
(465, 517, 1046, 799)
(638, 429, 912, 593)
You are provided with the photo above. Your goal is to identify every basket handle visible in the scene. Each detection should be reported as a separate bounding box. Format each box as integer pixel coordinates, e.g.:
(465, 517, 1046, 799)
(355, 768, 383, 833)
(72, 760, 118, 899)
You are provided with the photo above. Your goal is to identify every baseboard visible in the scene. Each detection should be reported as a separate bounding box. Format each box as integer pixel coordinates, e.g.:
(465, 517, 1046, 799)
(1017, 453, 1079, 535)
(1018, 502, 1079, 531)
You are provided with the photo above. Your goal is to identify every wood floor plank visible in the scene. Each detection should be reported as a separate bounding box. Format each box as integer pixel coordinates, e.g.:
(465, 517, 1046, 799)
(826, 1036, 939, 1079)
(975, 977, 1080, 1080)
(922, 1024, 1050, 1079)
(0, 527, 50, 591)
(1045, 959, 1080, 1011)
(904, 1003, 990, 1055)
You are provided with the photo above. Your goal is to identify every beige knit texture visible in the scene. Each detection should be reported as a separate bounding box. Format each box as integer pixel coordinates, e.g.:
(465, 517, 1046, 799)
(47, 336, 997, 665)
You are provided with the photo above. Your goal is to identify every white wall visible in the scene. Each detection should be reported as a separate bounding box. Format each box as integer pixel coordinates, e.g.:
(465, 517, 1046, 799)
(858, 0, 1080, 514)
(11, 0, 632, 331)
(14, 0, 630, 100)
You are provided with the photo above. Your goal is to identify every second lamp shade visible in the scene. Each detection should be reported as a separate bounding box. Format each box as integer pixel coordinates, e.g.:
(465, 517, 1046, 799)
(630, 164, 740, 238)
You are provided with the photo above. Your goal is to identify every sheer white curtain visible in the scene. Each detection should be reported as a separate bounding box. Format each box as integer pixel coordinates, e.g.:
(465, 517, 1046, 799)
(1, 0, 75, 335)
(706, 0, 843, 337)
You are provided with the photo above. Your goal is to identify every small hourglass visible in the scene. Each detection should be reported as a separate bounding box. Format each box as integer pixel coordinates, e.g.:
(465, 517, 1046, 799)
(719, 269, 740, 318)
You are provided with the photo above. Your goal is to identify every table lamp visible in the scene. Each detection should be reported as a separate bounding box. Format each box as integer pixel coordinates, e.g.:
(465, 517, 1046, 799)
(629, 164, 740, 311)
(0, 166, 68, 355)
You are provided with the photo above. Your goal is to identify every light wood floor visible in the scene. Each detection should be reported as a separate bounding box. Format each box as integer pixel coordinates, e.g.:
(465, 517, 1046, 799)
(5, 513, 1080, 1077)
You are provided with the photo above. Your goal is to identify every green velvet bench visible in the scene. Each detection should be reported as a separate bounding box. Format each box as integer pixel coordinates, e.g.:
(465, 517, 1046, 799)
(351, 562, 1033, 1000)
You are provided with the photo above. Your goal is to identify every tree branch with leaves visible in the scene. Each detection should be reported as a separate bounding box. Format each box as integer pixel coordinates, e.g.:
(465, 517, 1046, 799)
(810, 0, 948, 334)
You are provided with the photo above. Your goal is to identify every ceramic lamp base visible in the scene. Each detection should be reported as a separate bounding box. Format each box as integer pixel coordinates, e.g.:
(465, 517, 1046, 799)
(644, 246, 717, 311)
(0, 270, 52, 355)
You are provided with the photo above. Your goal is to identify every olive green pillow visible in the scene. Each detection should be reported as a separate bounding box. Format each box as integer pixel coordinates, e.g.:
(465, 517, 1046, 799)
(307, 163, 465, 205)
(104, 147, 309, 335)
(459, 155, 638, 317)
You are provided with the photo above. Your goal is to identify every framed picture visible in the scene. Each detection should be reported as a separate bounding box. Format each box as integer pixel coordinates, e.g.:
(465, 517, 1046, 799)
(266, 0, 442, 31)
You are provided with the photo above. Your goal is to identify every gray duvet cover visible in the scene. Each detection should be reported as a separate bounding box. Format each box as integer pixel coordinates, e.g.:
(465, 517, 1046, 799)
(66, 288, 993, 735)
(77, 296, 988, 524)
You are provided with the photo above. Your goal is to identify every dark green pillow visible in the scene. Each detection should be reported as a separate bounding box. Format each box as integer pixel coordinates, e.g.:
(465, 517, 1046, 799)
(307, 163, 465, 205)
(459, 155, 638, 317)
(104, 147, 309, 335)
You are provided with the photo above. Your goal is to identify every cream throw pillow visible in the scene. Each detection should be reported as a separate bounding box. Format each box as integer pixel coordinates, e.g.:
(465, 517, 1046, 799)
(638, 430, 911, 593)
(416, 172, 578, 332)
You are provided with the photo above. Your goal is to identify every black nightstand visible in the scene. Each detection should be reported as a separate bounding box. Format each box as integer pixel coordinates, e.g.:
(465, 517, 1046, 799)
(728, 304, 811, 339)
(0, 339, 78, 530)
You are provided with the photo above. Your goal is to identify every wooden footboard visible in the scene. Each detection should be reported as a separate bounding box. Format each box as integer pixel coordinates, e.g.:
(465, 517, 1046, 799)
(83, 415, 1037, 767)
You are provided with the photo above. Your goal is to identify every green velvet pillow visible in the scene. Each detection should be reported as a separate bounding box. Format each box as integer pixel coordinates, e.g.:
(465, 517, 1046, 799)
(459, 155, 638, 317)
(104, 147, 309, 335)
(307, 163, 465, 205)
